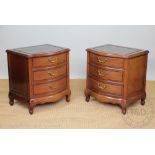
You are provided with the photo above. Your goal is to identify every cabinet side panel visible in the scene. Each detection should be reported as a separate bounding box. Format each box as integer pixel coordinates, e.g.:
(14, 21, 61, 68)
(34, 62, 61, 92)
(28, 58, 33, 98)
(66, 51, 70, 90)
(86, 51, 90, 89)
(8, 53, 28, 98)
(127, 54, 147, 97)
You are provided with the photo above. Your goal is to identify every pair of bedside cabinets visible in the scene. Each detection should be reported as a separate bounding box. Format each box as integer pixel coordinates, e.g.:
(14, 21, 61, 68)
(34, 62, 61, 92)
(6, 44, 149, 115)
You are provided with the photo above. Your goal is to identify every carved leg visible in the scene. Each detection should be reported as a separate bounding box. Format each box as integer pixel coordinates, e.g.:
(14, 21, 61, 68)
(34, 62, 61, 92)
(66, 90, 71, 102)
(29, 99, 35, 115)
(29, 107, 33, 115)
(122, 107, 126, 115)
(85, 95, 90, 102)
(85, 90, 90, 102)
(141, 93, 146, 105)
(66, 95, 70, 102)
(141, 98, 145, 105)
(9, 96, 14, 106)
(121, 100, 127, 115)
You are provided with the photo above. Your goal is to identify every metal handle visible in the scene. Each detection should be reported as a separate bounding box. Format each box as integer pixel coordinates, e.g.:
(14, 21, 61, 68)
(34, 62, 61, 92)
(48, 57, 57, 63)
(48, 71, 57, 77)
(98, 70, 106, 77)
(98, 83, 107, 90)
(97, 57, 107, 64)
(49, 86, 57, 89)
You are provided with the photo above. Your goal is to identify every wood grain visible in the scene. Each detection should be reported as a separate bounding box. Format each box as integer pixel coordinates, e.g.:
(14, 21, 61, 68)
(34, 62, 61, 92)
(6, 44, 71, 114)
(85, 44, 149, 114)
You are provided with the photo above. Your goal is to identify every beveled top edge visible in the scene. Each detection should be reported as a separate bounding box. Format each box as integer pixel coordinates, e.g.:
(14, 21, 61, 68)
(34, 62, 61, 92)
(6, 44, 70, 58)
(86, 44, 149, 58)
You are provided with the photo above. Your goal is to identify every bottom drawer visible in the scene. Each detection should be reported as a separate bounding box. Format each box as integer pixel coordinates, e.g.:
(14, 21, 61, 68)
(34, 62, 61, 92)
(88, 78, 123, 96)
(33, 78, 67, 95)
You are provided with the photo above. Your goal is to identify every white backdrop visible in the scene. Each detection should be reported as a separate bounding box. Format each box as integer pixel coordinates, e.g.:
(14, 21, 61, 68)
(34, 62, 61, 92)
(0, 25, 155, 80)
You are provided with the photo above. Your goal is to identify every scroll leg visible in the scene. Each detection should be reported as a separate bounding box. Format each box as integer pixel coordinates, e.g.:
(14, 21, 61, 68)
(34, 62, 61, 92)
(66, 90, 71, 102)
(121, 100, 127, 115)
(85, 90, 90, 102)
(9, 96, 14, 106)
(141, 98, 145, 105)
(122, 107, 126, 115)
(85, 95, 90, 102)
(29, 107, 33, 115)
(29, 99, 36, 115)
(66, 95, 70, 102)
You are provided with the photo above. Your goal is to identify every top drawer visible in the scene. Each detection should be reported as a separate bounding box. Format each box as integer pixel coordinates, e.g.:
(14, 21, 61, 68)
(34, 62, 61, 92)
(89, 53, 124, 68)
(33, 53, 67, 68)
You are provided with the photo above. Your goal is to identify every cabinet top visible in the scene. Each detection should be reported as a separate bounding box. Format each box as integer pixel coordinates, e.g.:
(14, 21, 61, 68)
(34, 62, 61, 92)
(86, 44, 149, 58)
(6, 44, 70, 57)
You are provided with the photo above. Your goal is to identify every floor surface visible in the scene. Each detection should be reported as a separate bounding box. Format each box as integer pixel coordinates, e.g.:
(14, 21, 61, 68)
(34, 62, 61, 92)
(0, 79, 155, 128)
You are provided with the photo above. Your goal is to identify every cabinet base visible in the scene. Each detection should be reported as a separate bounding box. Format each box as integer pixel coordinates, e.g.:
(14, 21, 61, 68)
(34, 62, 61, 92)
(85, 89, 146, 115)
(9, 89, 71, 115)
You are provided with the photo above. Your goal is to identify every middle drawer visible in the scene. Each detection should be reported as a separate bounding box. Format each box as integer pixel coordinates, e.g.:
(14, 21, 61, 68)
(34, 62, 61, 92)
(33, 65, 66, 82)
(89, 65, 123, 82)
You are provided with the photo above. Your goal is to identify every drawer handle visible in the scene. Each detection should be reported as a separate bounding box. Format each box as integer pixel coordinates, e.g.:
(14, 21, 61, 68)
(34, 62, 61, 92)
(97, 57, 107, 63)
(48, 57, 57, 63)
(98, 83, 107, 90)
(48, 71, 57, 77)
(49, 86, 57, 89)
(98, 70, 106, 77)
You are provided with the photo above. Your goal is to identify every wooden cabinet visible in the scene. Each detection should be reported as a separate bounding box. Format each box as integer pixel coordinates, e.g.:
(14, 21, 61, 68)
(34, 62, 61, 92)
(85, 44, 149, 114)
(6, 44, 71, 114)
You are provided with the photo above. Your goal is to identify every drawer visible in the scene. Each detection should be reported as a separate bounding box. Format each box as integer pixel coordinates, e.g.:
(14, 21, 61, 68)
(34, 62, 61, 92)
(33, 65, 66, 82)
(88, 78, 123, 96)
(33, 78, 67, 95)
(33, 53, 67, 68)
(89, 53, 124, 68)
(89, 65, 123, 82)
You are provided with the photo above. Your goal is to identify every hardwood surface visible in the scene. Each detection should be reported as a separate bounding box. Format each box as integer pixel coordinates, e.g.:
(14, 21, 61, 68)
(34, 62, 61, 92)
(6, 44, 71, 114)
(85, 44, 149, 114)
(0, 79, 155, 129)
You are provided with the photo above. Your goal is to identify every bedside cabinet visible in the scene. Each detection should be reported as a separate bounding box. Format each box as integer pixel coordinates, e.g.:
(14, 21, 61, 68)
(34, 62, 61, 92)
(6, 44, 71, 114)
(85, 44, 149, 114)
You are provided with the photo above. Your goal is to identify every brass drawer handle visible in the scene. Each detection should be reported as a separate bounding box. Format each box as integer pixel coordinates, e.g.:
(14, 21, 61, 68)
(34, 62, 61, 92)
(97, 57, 107, 63)
(98, 83, 107, 90)
(98, 70, 106, 77)
(48, 57, 57, 63)
(49, 86, 57, 89)
(48, 71, 57, 77)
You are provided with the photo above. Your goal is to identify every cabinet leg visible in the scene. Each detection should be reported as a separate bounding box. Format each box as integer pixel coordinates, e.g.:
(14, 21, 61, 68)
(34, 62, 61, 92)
(9, 97, 14, 106)
(85, 95, 90, 102)
(122, 107, 126, 115)
(121, 100, 127, 115)
(29, 107, 33, 115)
(141, 98, 145, 105)
(66, 90, 71, 102)
(29, 99, 36, 115)
(66, 95, 70, 102)
(85, 90, 90, 102)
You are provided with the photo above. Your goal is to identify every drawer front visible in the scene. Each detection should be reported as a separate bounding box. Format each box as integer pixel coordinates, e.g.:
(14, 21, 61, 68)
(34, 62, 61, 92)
(89, 53, 124, 68)
(33, 78, 67, 95)
(88, 78, 123, 96)
(33, 65, 66, 82)
(33, 53, 67, 68)
(89, 65, 123, 82)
